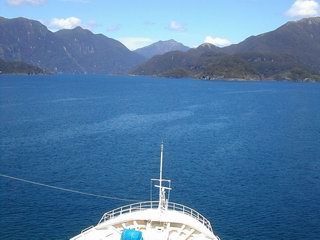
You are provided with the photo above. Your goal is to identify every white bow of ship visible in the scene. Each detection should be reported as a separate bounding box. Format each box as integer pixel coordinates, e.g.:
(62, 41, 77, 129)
(71, 144, 221, 240)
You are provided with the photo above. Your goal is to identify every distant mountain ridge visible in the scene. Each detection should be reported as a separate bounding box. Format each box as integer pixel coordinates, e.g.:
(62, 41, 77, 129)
(2, 16, 320, 80)
(0, 17, 145, 74)
(134, 39, 189, 59)
(132, 17, 320, 81)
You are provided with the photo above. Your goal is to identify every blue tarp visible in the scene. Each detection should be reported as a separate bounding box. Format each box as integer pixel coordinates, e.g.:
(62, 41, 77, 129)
(121, 229, 143, 240)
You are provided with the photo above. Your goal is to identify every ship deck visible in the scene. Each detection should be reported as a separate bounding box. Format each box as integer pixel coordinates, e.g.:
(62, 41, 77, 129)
(71, 201, 220, 240)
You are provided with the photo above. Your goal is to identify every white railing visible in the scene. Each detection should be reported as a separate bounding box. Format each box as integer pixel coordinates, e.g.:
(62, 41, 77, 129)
(98, 201, 213, 233)
(81, 225, 94, 233)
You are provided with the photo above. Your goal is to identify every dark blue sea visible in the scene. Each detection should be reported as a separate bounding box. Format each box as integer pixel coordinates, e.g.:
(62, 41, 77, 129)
(1, 75, 320, 240)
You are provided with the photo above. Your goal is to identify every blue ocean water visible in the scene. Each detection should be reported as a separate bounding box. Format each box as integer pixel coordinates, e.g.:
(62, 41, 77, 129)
(0, 75, 320, 240)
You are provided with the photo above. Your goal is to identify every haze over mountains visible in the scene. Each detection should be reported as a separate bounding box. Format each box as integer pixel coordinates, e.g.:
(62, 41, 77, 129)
(1, 16, 320, 81)
(134, 39, 189, 59)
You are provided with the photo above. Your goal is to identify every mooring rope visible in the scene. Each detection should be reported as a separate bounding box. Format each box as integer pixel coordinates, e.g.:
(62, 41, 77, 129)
(0, 173, 141, 202)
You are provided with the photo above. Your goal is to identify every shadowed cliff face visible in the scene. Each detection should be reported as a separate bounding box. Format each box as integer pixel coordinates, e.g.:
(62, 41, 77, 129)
(0, 58, 45, 74)
(0, 17, 145, 74)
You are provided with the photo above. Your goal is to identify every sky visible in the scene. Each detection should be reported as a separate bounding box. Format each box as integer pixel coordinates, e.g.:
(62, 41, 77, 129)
(0, 0, 319, 50)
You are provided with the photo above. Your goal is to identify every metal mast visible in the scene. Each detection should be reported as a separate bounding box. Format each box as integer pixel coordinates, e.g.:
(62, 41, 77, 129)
(159, 143, 165, 209)
(154, 143, 171, 211)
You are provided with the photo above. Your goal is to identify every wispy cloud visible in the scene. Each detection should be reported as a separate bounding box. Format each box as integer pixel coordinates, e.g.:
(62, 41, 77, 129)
(117, 37, 154, 50)
(204, 36, 231, 47)
(84, 20, 100, 31)
(6, 0, 46, 5)
(60, 0, 91, 3)
(50, 17, 81, 30)
(144, 21, 155, 26)
(286, 0, 319, 17)
(168, 20, 187, 32)
(106, 24, 121, 32)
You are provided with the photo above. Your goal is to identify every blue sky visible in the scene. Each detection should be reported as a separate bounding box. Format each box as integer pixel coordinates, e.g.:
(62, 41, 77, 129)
(0, 0, 319, 49)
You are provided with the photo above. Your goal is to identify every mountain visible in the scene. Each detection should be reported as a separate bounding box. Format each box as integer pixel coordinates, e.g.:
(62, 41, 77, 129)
(0, 58, 45, 74)
(132, 46, 320, 81)
(188, 43, 222, 56)
(0, 17, 145, 74)
(224, 17, 320, 73)
(0, 17, 77, 73)
(134, 39, 189, 59)
(132, 43, 224, 76)
(55, 27, 145, 74)
(132, 17, 320, 81)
